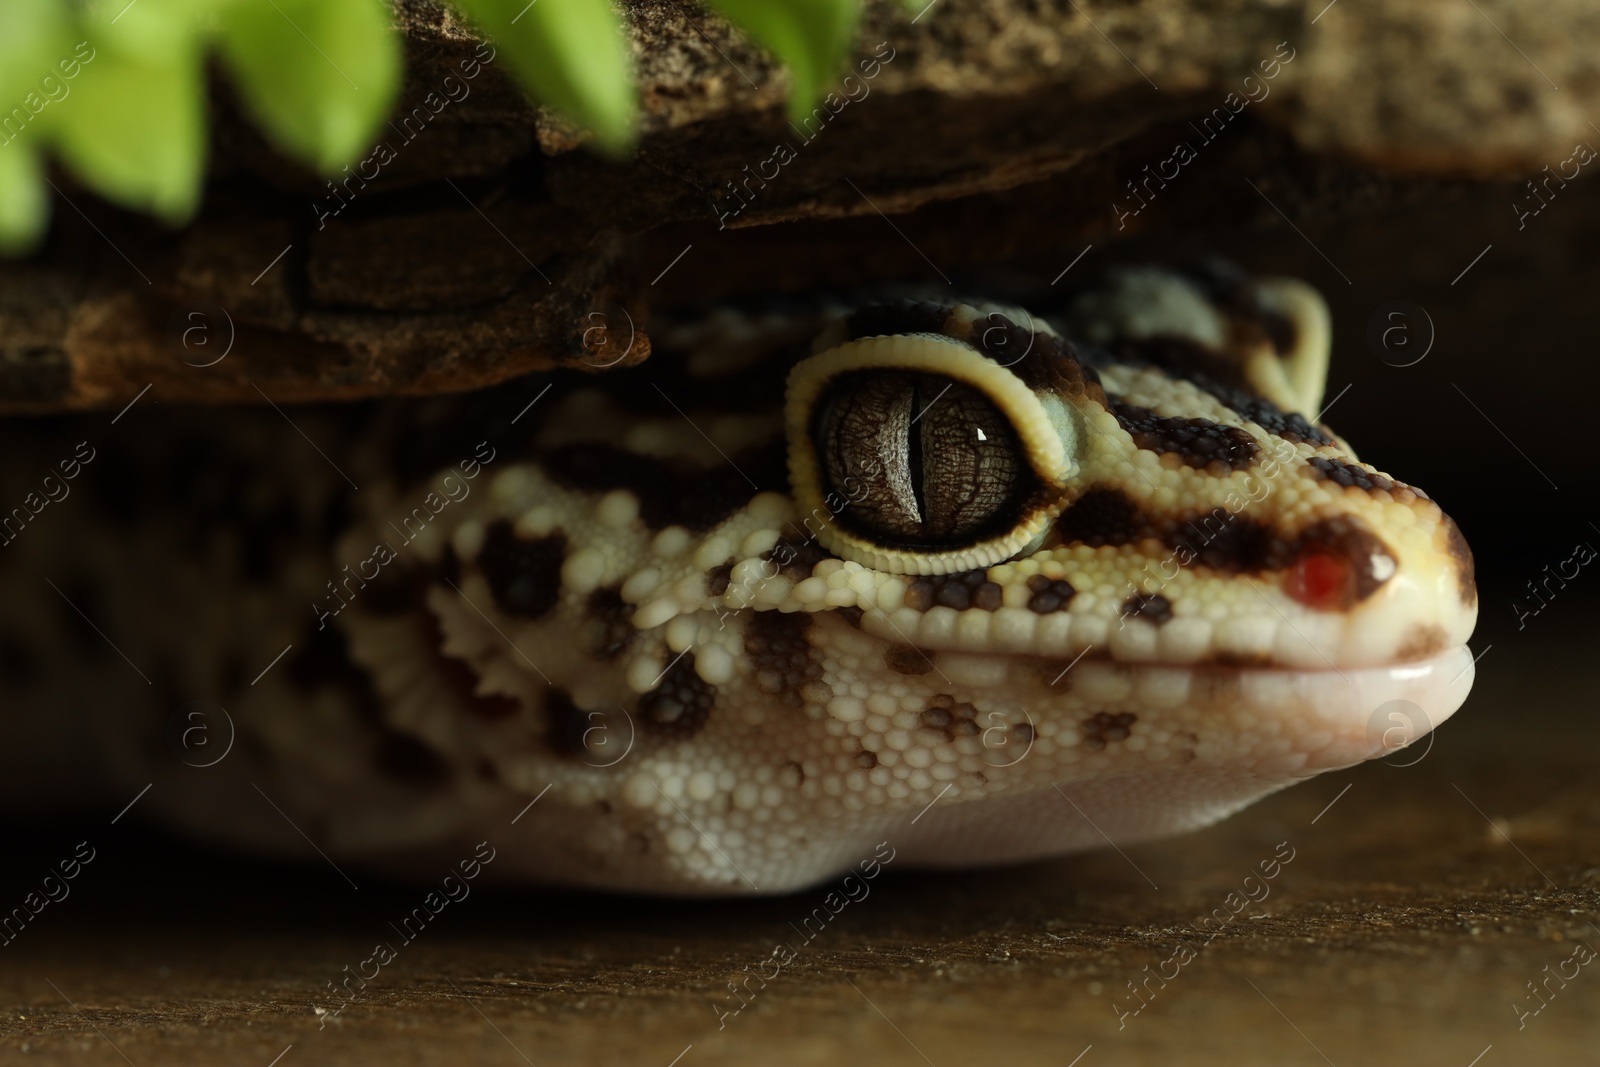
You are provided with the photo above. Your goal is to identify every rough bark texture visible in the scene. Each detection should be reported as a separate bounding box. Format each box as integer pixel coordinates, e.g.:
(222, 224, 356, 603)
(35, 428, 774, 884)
(1, 0, 1596, 412)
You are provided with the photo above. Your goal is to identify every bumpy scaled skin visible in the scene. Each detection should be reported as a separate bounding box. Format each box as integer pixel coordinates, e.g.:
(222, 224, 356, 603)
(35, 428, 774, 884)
(0, 262, 1477, 895)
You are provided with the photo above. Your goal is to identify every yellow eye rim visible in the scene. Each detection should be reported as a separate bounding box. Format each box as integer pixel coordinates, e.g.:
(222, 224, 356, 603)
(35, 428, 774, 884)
(785, 332, 1079, 576)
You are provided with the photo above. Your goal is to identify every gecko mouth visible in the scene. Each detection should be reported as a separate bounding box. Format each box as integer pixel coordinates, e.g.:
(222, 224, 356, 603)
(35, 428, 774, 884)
(1021, 644, 1476, 776)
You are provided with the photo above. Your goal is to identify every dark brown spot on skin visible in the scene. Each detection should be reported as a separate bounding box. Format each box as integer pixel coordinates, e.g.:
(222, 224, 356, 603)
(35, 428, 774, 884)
(936, 580, 974, 611)
(476, 521, 566, 620)
(584, 588, 635, 660)
(857, 749, 879, 769)
(1307, 456, 1422, 499)
(1442, 513, 1477, 606)
(1167, 511, 1277, 573)
(1175, 258, 1299, 355)
(1109, 399, 1260, 472)
(965, 315, 1109, 402)
(974, 582, 1004, 611)
(638, 652, 716, 740)
(1056, 487, 1153, 547)
(1085, 334, 1334, 447)
(1026, 574, 1077, 614)
(1121, 593, 1173, 625)
(374, 733, 451, 788)
(920, 696, 982, 741)
(1397, 625, 1449, 660)
(707, 563, 733, 597)
(884, 645, 934, 675)
(904, 580, 934, 612)
(1190, 373, 1333, 447)
(1177, 730, 1201, 764)
(547, 441, 785, 532)
(902, 570, 1003, 612)
(1081, 711, 1137, 751)
(746, 611, 821, 708)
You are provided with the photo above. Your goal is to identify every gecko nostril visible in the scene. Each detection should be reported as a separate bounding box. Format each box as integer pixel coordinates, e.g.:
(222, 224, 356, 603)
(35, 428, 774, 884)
(1287, 547, 1353, 611)
(1284, 517, 1398, 611)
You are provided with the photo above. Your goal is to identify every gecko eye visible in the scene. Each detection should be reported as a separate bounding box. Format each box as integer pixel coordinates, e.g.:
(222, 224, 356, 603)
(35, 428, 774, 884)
(813, 371, 1031, 547)
(785, 327, 1079, 576)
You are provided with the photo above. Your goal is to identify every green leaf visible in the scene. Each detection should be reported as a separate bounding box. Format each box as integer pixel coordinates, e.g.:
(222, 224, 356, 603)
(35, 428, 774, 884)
(217, 0, 401, 174)
(0, 141, 49, 254)
(453, 0, 635, 154)
(0, 0, 73, 110)
(0, 0, 74, 255)
(51, 4, 206, 223)
(704, 0, 860, 121)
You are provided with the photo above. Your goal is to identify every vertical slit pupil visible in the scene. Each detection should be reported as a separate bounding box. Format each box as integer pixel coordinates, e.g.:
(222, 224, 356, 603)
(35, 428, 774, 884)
(908, 377, 926, 526)
(809, 368, 1032, 549)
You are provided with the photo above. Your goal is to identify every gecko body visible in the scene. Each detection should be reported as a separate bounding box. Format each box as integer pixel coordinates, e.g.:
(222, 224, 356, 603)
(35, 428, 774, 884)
(0, 262, 1477, 894)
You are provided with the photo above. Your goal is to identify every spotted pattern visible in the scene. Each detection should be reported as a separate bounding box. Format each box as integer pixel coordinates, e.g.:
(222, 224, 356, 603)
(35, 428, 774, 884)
(920, 694, 984, 741)
(1307, 455, 1425, 500)
(1081, 711, 1138, 751)
(1056, 487, 1150, 547)
(743, 611, 822, 708)
(904, 570, 1005, 612)
(1026, 574, 1078, 614)
(1121, 593, 1174, 625)
(478, 522, 566, 620)
(1109, 398, 1260, 472)
(638, 653, 716, 739)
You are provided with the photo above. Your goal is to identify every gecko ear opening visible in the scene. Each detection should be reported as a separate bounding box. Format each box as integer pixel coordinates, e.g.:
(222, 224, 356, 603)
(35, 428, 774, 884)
(787, 331, 1075, 576)
(1252, 277, 1331, 419)
(1059, 263, 1332, 423)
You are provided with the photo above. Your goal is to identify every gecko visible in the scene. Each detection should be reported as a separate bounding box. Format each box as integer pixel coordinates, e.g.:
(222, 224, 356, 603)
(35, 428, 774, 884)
(0, 260, 1477, 895)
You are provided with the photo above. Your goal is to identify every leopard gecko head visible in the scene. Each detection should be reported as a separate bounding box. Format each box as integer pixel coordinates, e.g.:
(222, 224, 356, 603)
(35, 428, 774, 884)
(330, 262, 1477, 894)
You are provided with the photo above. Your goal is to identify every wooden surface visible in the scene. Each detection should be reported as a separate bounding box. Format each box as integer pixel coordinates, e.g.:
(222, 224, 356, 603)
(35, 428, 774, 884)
(2, 620, 1595, 1067)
